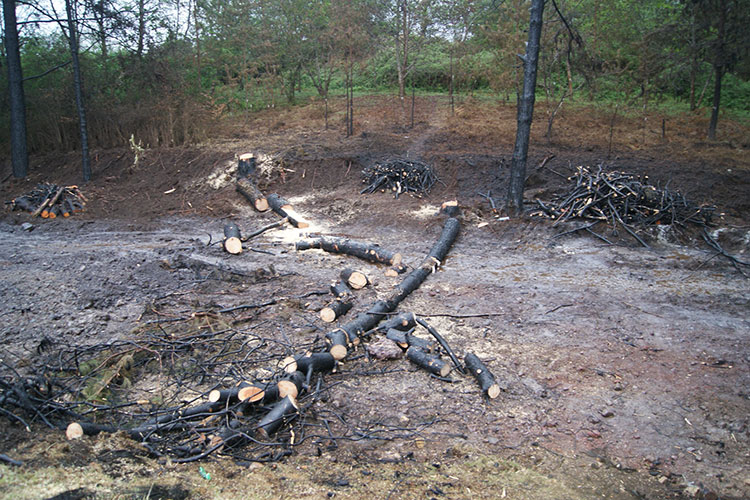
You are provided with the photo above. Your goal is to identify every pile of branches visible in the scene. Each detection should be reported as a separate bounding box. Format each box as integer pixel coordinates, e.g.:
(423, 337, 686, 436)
(534, 166, 716, 246)
(6, 183, 86, 218)
(361, 159, 438, 198)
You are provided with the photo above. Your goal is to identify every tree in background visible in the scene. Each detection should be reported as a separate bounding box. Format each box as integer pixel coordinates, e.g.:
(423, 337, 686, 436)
(2, 0, 28, 178)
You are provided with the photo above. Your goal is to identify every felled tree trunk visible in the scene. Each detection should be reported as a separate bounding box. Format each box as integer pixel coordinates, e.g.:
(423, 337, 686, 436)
(406, 347, 450, 377)
(296, 237, 401, 266)
(267, 193, 309, 228)
(223, 222, 242, 254)
(465, 352, 501, 399)
(320, 298, 353, 323)
(236, 177, 269, 212)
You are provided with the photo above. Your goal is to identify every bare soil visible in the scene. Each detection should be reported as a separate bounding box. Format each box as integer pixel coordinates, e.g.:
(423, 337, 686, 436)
(1, 96, 749, 499)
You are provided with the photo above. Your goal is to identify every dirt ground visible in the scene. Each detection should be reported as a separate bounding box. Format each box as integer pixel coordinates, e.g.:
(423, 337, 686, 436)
(1, 96, 749, 499)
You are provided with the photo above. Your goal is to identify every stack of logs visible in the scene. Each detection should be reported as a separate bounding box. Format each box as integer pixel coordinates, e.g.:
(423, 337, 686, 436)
(6, 183, 86, 218)
(361, 159, 438, 198)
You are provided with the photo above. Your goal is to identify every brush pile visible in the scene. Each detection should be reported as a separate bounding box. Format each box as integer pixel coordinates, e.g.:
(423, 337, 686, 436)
(361, 159, 438, 198)
(6, 183, 87, 218)
(534, 166, 715, 229)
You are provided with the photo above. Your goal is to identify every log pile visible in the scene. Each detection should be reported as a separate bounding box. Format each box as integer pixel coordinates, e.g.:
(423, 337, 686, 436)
(6, 183, 86, 218)
(361, 159, 438, 198)
(533, 166, 716, 244)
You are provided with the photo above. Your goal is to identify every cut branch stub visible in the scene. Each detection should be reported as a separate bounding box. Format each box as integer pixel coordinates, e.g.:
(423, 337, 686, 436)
(283, 352, 337, 375)
(256, 395, 299, 440)
(384, 264, 408, 277)
(209, 380, 256, 404)
(267, 193, 309, 228)
(295, 236, 401, 266)
(340, 268, 369, 289)
(236, 177, 269, 212)
(464, 352, 501, 399)
(320, 298, 354, 323)
(223, 222, 243, 254)
(325, 329, 349, 360)
(277, 371, 305, 399)
(406, 347, 450, 377)
(440, 200, 459, 217)
(373, 312, 417, 334)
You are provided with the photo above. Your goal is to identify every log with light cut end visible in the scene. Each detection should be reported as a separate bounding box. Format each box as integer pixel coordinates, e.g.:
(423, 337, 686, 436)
(287, 352, 337, 375)
(238, 153, 257, 178)
(267, 193, 309, 228)
(325, 329, 349, 360)
(464, 352, 501, 399)
(373, 312, 417, 333)
(238, 384, 265, 403)
(340, 268, 368, 290)
(330, 280, 353, 299)
(440, 200, 459, 217)
(277, 371, 305, 399)
(66, 422, 84, 440)
(384, 264, 408, 277)
(223, 222, 243, 254)
(386, 328, 435, 352)
(208, 380, 254, 404)
(406, 346, 450, 377)
(295, 237, 401, 266)
(66, 421, 116, 440)
(256, 395, 299, 439)
(320, 298, 353, 323)
(236, 177, 269, 212)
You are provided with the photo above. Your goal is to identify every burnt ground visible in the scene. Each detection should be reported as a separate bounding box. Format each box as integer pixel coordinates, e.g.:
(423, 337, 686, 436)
(0, 96, 749, 499)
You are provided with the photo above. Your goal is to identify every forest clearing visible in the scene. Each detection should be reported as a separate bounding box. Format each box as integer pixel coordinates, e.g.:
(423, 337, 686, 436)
(1, 95, 749, 499)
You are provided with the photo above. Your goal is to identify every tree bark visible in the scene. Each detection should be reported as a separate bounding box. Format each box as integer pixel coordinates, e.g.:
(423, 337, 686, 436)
(707, 1, 726, 141)
(256, 395, 298, 440)
(64, 0, 92, 182)
(236, 177, 269, 211)
(223, 222, 242, 254)
(295, 237, 401, 266)
(267, 193, 308, 228)
(3, 0, 28, 178)
(507, 0, 545, 216)
(406, 346, 450, 377)
(320, 298, 353, 323)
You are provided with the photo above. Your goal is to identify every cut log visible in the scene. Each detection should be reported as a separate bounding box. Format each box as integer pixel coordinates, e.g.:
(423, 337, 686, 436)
(386, 328, 436, 352)
(320, 298, 353, 323)
(277, 371, 305, 399)
(330, 280, 353, 299)
(295, 237, 401, 266)
(282, 352, 337, 375)
(238, 383, 267, 403)
(464, 352, 501, 399)
(440, 200, 459, 217)
(325, 329, 349, 360)
(238, 153, 257, 178)
(242, 218, 287, 240)
(223, 222, 243, 254)
(208, 380, 256, 404)
(406, 347, 450, 377)
(267, 193, 308, 228)
(236, 177, 269, 212)
(340, 268, 369, 289)
(256, 395, 299, 440)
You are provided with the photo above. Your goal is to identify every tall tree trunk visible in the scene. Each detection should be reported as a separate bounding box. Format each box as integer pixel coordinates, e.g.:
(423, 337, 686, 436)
(2, 0, 28, 178)
(65, 0, 92, 182)
(688, 6, 698, 111)
(707, 1, 726, 140)
(137, 0, 145, 58)
(507, 0, 545, 216)
(449, 47, 455, 115)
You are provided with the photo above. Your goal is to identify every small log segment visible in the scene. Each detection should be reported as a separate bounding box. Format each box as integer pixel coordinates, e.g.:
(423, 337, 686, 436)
(415, 317, 464, 374)
(340, 268, 369, 289)
(281, 352, 336, 376)
(267, 193, 309, 228)
(320, 298, 353, 323)
(384, 264, 408, 277)
(236, 178, 269, 212)
(256, 395, 299, 440)
(296, 237, 401, 266)
(330, 280, 353, 299)
(325, 300, 393, 360)
(406, 347, 450, 377)
(371, 312, 417, 333)
(464, 352, 501, 399)
(238, 153, 256, 178)
(440, 200, 459, 217)
(223, 222, 243, 254)
(386, 328, 436, 352)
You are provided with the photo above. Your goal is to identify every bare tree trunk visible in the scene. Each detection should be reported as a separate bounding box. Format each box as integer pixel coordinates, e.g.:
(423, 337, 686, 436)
(707, 2, 726, 140)
(449, 47, 455, 115)
(2, 0, 28, 178)
(507, 0, 545, 216)
(65, 0, 92, 182)
(137, 0, 145, 58)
